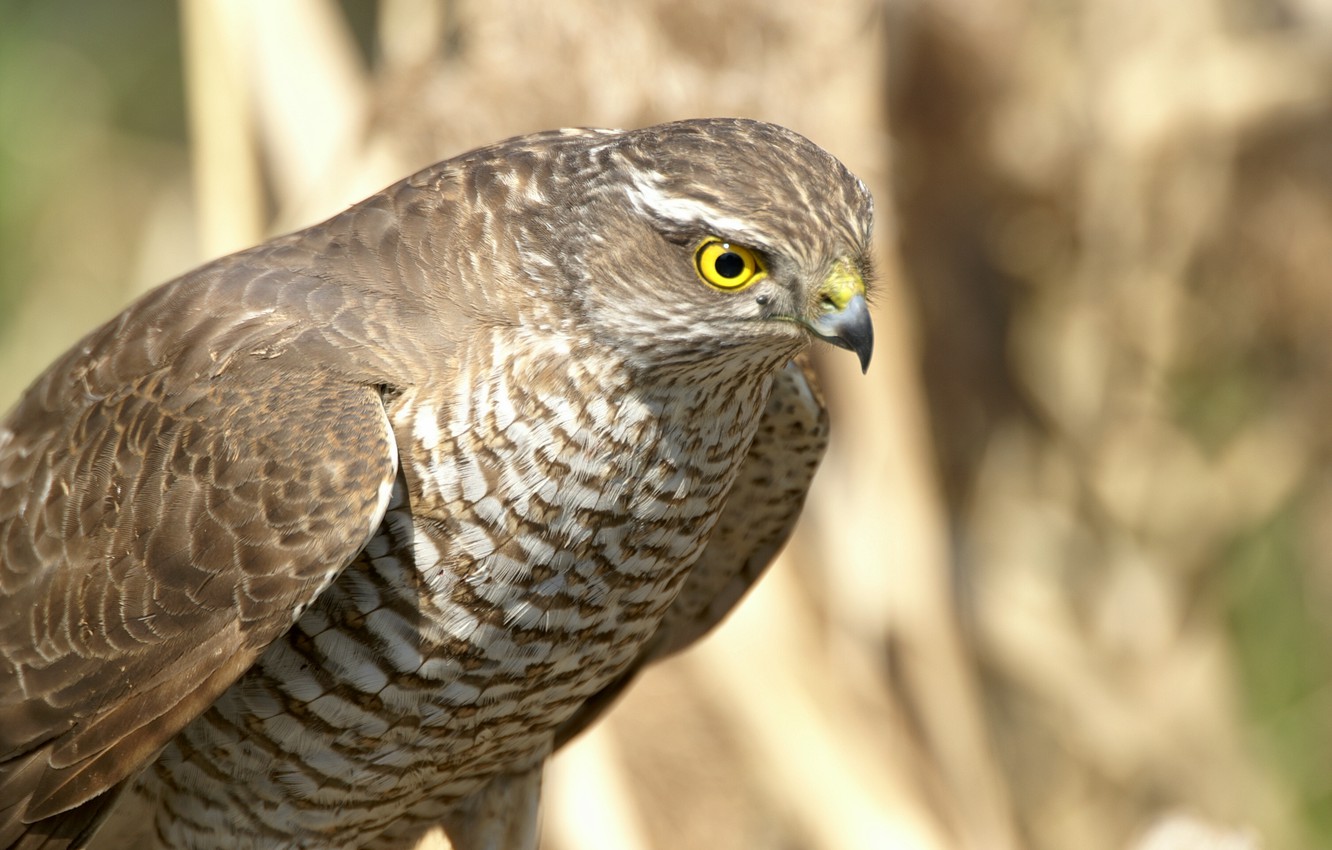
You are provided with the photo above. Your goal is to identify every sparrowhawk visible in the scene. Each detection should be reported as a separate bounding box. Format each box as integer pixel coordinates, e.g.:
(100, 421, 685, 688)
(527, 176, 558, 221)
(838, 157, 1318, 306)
(0, 118, 874, 849)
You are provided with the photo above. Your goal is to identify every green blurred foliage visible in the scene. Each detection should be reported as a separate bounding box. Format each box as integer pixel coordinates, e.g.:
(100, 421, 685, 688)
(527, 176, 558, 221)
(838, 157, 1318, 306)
(0, 0, 184, 328)
(1227, 504, 1332, 842)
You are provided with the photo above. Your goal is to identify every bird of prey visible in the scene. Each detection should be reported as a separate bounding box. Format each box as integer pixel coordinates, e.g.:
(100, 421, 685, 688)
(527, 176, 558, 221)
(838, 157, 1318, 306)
(0, 118, 874, 849)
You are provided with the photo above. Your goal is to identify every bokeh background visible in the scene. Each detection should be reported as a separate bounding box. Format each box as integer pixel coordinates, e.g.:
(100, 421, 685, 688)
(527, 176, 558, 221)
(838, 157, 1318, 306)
(2, 1, 1330, 848)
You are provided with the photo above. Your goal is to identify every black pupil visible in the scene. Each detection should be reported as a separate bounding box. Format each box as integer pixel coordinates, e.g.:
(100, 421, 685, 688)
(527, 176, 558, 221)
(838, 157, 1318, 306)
(714, 251, 746, 279)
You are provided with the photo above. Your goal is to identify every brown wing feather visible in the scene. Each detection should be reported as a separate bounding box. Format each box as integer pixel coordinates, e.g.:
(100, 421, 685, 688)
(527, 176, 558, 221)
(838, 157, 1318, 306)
(555, 354, 829, 747)
(0, 274, 402, 845)
(0, 156, 477, 850)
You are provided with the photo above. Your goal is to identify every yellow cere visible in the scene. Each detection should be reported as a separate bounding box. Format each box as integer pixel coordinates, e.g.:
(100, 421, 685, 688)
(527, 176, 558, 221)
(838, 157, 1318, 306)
(694, 238, 767, 291)
(818, 258, 865, 311)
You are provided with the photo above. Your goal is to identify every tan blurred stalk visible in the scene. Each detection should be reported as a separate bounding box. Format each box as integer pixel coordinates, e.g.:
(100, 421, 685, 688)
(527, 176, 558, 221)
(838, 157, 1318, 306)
(181, 0, 265, 259)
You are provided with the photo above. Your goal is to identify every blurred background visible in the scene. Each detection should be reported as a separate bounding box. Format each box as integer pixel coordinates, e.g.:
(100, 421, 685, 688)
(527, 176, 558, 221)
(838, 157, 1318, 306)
(2, 1, 1330, 848)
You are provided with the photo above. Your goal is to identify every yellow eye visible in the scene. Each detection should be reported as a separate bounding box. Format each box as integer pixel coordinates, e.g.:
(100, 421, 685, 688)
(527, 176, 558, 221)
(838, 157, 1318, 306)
(694, 238, 766, 291)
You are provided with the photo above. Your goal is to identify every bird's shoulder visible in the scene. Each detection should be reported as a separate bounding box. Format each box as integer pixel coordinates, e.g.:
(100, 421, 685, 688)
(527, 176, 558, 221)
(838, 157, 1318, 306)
(0, 220, 425, 842)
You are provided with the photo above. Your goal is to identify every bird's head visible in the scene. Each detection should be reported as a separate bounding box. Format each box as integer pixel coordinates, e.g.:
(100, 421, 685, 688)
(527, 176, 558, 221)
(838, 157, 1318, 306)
(432, 118, 874, 377)
(577, 119, 874, 376)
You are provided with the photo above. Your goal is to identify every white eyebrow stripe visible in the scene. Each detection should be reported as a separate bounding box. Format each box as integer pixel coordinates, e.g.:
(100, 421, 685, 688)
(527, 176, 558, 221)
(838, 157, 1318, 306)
(622, 173, 761, 239)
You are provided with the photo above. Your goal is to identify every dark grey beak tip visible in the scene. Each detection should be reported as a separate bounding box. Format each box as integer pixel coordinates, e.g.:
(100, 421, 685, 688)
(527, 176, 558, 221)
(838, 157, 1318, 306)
(843, 321, 873, 374)
(808, 293, 874, 374)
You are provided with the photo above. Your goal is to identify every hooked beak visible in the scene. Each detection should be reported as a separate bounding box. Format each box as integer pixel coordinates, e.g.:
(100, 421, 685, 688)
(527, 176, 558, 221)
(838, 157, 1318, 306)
(803, 259, 874, 373)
